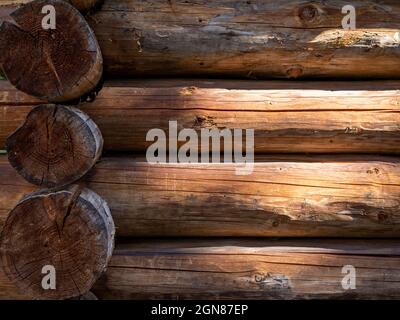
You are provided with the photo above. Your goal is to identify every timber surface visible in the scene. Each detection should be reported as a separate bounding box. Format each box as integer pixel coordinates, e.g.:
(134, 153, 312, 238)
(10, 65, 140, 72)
(1, 155, 400, 237)
(88, 0, 400, 78)
(2, 239, 400, 299)
(2, 0, 400, 78)
(1, 80, 400, 153)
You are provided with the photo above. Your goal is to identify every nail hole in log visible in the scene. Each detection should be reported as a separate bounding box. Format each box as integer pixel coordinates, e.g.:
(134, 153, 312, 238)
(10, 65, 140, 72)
(6, 104, 103, 188)
(0, 0, 103, 102)
(0, 186, 115, 300)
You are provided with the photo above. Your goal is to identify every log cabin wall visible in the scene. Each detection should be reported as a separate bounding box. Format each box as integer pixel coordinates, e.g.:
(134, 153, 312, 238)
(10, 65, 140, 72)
(0, 0, 400, 300)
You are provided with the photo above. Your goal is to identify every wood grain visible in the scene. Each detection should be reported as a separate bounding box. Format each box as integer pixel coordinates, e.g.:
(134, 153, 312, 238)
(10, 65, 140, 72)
(2, 239, 400, 299)
(1, 155, 400, 237)
(0, 186, 115, 299)
(0, 0, 103, 102)
(66, 0, 400, 78)
(1, 80, 400, 153)
(2, 0, 400, 78)
(6, 104, 103, 188)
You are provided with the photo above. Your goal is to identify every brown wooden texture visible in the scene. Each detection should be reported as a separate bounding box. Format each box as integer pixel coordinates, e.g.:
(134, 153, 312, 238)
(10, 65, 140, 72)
(1, 155, 400, 237)
(93, 239, 400, 299)
(1, 80, 400, 153)
(2, 239, 400, 299)
(2, 0, 400, 78)
(85, 0, 400, 78)
(0, 0, 103, 102)
(0, 186, 115, 300)
(6, 104, 103, 188)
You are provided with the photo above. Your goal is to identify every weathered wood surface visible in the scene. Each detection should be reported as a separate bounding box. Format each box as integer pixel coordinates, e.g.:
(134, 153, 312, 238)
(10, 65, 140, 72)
(0, 186, 115, 299)
(1, 0, 400, 78)
(2, 80, 400, 153)
(86, 0, 400, 78)
(6, 104, 103, 188)
(94, 239, 400, 299)
(0, 0, 103, 102)
(1, 155, 400, 237)
(2, 239, 400, 299)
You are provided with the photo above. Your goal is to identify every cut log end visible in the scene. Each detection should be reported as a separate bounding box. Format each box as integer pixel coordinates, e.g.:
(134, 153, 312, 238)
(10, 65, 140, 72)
(6, 104, 103, 188)
(0, 186, 115, 300)
(0, 0, 102, 102)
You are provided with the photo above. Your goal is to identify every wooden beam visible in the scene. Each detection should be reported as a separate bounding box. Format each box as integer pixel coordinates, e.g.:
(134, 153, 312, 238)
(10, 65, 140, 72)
(1, 155, 400, 237)
(2, 0, 400, 78)
(2, 239, 400, 299)
(1, 80, 400, 153)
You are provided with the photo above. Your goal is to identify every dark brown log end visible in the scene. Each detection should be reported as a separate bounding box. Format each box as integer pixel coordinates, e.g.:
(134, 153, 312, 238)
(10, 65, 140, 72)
(6, 104, 103, 188)
(0, 0, 103, 102)
(0, 186, 115, 300)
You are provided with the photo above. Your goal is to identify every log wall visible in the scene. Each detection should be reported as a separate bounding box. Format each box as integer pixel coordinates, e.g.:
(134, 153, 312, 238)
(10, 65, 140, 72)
(1, 155, 400, 237)
(2, 0, 400, 78)
(3, 239, 400, 300)
(2, 80, 400, 153)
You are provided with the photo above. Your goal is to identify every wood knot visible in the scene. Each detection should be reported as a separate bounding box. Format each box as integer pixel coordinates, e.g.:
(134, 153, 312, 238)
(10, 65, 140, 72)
(367, 168, 380, 175)
(180, 86, 197, 96)
(298, 4, 320, 22)
(254, 273, 290, 289)
(286, 66, 303, 78)
(193, 115, 217, 129)
(378, 212, 389, 222)
(344, 127, 363, 134)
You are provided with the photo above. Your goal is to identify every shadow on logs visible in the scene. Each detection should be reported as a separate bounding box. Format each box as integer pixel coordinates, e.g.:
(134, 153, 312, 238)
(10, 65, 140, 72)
(0, 186, 115, 300)
(6, 104, 103, 188)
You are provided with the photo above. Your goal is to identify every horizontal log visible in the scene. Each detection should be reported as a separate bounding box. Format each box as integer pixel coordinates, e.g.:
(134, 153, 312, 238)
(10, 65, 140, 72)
(2, 80, 400, 153)
(2, 155, 400, 237)
(72, 0, 400, 78)
(2, 239, 400, 299)
(2, 0, 400, 78)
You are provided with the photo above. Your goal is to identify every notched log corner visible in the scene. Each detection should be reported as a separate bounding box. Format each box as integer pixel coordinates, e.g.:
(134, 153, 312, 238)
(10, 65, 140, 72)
(0, 0, 103, 102)
(0, 186, 115, 300)
(6, 104, 103, 188)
